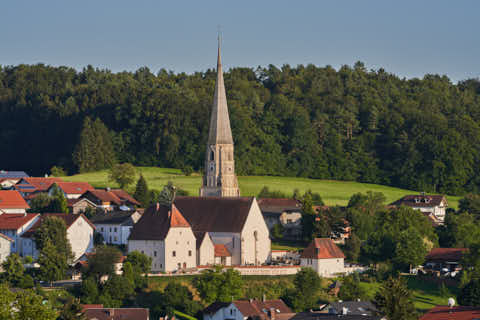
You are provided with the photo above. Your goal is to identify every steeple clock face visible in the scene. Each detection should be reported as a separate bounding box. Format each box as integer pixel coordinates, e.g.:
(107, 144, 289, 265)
(209, 163, 215, 172)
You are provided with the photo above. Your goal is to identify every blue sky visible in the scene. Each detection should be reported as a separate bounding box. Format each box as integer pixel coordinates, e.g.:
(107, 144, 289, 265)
(1, 1, 479, 82)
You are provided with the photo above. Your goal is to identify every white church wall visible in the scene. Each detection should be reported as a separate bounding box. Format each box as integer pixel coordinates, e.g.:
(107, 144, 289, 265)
(209, 232, 240, 265)
(164, 227, 196, 272)
(240, 199, 271, 265)
(198, 233, 215, 266)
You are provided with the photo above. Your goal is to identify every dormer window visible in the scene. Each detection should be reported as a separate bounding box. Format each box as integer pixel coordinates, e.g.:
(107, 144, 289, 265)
(210, 151, 214, 161)
(414, 198, 420, 203)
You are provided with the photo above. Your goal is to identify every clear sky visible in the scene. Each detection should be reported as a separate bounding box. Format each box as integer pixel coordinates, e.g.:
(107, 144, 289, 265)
(1, 1, 479, 82)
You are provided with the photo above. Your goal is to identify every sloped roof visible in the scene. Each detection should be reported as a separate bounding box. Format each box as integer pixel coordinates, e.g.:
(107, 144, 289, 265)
(83, 307, 149, 320)
(0, 171, 28, 179)
(90, 211, 138, 226)
(17, 177, 64, 192)
(51, 182, 94, 195)
(173, 196, 254, 233)
(420, 306, 480, 320)
(0, 213, 39, 230)
(426, 248, 467, 262)
(329, 301, 377, 316)
(301, 238, 345, 259)
(129, 203, 190, 241)
(0, 191, 30, 209)
(194, 231, 208, 249)
(257, 198, 301, 214)
(390, 194, 446, 208)
(110, 189, 140, 205)
(82, 189, 140, 206)
(0, 232, 14, 242)
(203, 299, 292, 319)
(22, 213, 95, 238)
(289, 312, 380, 320)
(214, 244, 231, 257)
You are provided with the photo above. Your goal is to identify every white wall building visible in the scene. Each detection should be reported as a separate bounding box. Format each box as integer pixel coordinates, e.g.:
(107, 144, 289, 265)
(0, 213, 40, 255)
(21, 213, 95, 261)
(90, 210, 141, 245)
(300, 238, 345, 277)
(203, 299, 292, 320)
(0, 233, 14, 264)
(390, 194, 448, 223)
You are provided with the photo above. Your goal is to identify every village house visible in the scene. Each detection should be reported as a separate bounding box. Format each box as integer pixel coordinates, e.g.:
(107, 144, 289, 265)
(424, 247, 468, 273)
(390, 194, 448, 223)
(420, 306, 480, 320)
(47, 181, 94, 199)
(90, 210, 142, 245)
(128, 203, 197, 273)
(13, 177, 63, 199)
(79, 188, 140, 212)
(82, 305, 149, 320)
(288, 312, 380, 320)
(258, 198, 303, 239)
(68, 198, 97, 214)
(21, 213, 95, 261)
(0, 171, 29, 189)
(203, 299, 293, 320)
(323, 301, 378, 317)
(0, 190, 30, 214)
(300, 238, 345, 277)
(0, 232, 14, 264)
(0, 213, 40, 255)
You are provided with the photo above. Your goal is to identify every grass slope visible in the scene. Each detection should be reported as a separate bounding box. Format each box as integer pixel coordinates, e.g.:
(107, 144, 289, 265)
(63, 167, 461, 208)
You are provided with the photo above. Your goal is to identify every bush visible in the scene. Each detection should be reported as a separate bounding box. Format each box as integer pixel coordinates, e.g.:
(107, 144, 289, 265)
(181, 165, 194, 176)
(50, 166, 66, 177)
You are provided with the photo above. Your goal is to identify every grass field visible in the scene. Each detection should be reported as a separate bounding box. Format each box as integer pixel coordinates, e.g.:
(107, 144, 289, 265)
(63, 166, 461, 208)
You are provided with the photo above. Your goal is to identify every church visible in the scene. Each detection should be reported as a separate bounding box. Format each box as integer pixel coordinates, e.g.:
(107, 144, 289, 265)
(128, 41, 271, 273)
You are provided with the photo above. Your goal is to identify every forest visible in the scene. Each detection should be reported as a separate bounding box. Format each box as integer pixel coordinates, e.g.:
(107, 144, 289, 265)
(1, 62, 480, 195)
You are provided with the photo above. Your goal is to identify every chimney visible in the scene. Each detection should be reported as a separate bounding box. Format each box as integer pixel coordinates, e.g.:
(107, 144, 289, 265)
(342, 307, 348, 315)
(106, 187, 111, 192)
(263, 293, 266, 302)
(156, 202, 160, 211)
(269, 308, 276, 320)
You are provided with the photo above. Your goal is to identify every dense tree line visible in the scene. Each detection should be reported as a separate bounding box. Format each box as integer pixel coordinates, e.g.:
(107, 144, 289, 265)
(1, 63, 480, 194)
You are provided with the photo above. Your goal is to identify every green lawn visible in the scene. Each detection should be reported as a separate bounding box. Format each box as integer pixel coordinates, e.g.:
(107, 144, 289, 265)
(359, 276, 458, 311)
(63, 166, 461, 208)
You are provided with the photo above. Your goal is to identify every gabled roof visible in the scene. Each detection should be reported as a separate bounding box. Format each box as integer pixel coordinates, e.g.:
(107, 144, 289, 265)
(173, 196, 254, 233)
(90, 211, 139, 226)
(426, 248, 467, 262)
(194, 231, 209, 249)
(214, 244, 231, 257)
(82, 189, 140, 206)
(204, 299, 292, 319)
(420, 306, 480, 320)
(0, 213, 39, 230)
(51, 182, 94, 195)
(0, 232, 14, 242)
(110, 189, 140, 206)
(16, 177, 64, 192)
(83, 307, 149, 320)
(289, 312, 380, 320)
(129, 203, 190, 241)
(257, 198, 302, 214)
(22, 213, 95, 238)
(390, 194, 447, 208)
(0, 191, 30, 209)
(328, 301, 377, 316)
(0, 171, 28, 179)
(301, 238, 345, 259)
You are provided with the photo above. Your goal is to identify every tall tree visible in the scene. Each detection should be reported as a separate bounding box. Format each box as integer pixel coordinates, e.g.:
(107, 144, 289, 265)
(133, 174, 149, 206)
(109, 163, 136, 189)
(50, 183, 69, 213)
(373, 277, 417, 320)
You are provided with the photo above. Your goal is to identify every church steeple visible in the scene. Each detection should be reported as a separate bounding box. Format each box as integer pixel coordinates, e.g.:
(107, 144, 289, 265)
(199, 39, 240, 197)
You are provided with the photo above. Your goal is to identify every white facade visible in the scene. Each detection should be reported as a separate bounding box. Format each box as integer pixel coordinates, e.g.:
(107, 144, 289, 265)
(0, 215, 39, 255)
(204, 303, 243, 320)
(22, 216, 94, 261)
(97, 224, 132, 245)
(300, 257, 345, 277)
(0, 235, 13, 264)
(198, 233, 215, 266)
(240, 199, 271, 265)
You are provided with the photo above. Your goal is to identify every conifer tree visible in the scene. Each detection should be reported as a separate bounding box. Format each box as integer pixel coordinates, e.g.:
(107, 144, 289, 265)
(133, 174, 149, 207)
(50, 183, 69, 213)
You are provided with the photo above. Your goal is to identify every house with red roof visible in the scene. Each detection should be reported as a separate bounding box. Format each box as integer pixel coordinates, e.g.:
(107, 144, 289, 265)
(14, 177, 64, 198)
(300, 238, 345, 277)
(0, 190, 30, 214)
(21, 213, 95, 261)
(390, 194, 448, 224)
(203, 298, 293, 320)
(0, 213, 40, 255)
(47, 182, 94, 199)
(82, 304, 149, 320)
(79, 188, 140, 212)
(420, 305, 480, 320)
(425, 248, 468, 273)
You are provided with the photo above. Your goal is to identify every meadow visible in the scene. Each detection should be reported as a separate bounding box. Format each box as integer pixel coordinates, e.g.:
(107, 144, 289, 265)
(63, 167, 461, 208)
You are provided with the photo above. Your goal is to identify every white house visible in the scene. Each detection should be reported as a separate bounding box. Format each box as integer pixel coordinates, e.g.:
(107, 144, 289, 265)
(203, 299, 293, 320)
(300, 238, 345, 277)
(128, 203, 197, 273)
(47, 182, 94, 199)
(0, 233, 14, 264)
(21, 213, 95, 261)
(90, 210, 141, 245)
(0, 191, 30, 214)
(0, 213, 40, 255)
(390, 194, 448, 223)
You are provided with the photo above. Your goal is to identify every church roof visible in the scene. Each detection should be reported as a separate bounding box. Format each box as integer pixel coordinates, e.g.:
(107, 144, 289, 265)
(173, 196, 254, 233)
(207, 39, 234, 145)
(301, 238, 345, 259)
(129, 203, 190, 241)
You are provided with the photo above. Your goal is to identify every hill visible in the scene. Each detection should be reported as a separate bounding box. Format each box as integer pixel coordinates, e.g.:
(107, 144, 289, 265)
(62, 166, 461, 208)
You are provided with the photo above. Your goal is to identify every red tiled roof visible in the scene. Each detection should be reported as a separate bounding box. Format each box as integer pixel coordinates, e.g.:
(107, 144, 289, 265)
(257, 198, 301, 213)
(301, 238, 345, 259)
(0, 232, 14, 242)
(0, 191, 30, 209)
(52, 182, 94, 195)
(110, 189, 140, 206)
(390, 194, 447, 208)
(420, 305, 480, 320)
(83, 307, 149, 320)
(22, 213, 95, 238)
(0, 213, 39, 230)
(82, 189, 140, 206)
(129, 203, 190, 241)
(17, 177, 64, 192)
(204, 299, 292, 319)
(81, 304, 104, 311)
(214, 244, 231, 257)
(426, 248, 468, 262)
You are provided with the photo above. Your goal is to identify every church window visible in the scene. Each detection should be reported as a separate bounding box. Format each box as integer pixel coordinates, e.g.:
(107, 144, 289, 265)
(210, 151, 214, 161)
(100, 227, 104, 232)
(172, 251, 176, 257)
(188, 250, 192, 256)
(154, 251, 157, 257)
(232, 238, 235, 248)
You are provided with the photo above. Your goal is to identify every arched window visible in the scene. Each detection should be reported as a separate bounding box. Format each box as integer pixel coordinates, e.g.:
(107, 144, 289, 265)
(210, 150, 214, 161)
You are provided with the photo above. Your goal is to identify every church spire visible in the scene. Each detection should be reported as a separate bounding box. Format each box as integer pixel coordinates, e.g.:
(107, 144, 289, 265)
(200, 39, 240, 197)
(207, 37, 234, 145)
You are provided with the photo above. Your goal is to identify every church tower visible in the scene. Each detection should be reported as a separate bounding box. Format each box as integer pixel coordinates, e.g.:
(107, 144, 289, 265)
(199, 40, 240, 197)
